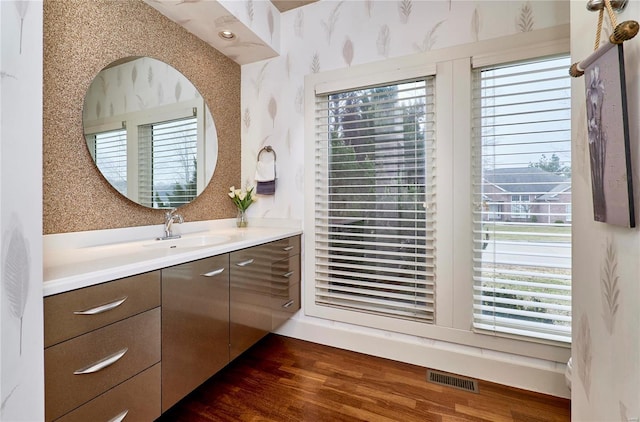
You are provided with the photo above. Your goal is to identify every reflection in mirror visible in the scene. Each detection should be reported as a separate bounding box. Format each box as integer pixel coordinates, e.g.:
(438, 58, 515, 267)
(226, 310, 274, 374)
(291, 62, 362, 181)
(82, 56, 218, 209)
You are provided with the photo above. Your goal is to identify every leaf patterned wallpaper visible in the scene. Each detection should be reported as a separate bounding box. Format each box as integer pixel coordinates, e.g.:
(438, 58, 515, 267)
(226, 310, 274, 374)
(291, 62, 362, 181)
(601, 238, 619, 335)
(82, 57, 219, 188)
(572, 233, 639, 419)
(146, 0, 280, 65)
(1, 1, 44, 420)
(239, 0, 569, 219)
(570, 1, 640, 420)
(83, 57, 201, 121)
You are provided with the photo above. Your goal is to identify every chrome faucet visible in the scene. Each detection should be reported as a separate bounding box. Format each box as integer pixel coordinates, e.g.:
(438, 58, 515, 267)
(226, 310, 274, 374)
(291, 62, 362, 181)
(158, 208, 184, 240)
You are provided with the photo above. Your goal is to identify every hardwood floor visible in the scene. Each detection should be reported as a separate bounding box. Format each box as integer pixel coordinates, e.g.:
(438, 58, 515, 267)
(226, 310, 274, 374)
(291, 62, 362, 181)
(157, 334, 570, 422)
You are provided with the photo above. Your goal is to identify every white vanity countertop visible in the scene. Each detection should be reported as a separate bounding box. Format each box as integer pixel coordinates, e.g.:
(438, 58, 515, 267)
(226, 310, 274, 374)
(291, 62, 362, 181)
(44, 218, 302, 297)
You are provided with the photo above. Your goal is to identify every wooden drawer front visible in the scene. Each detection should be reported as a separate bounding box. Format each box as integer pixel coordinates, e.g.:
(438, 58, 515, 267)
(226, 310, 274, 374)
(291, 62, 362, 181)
(44, 271, 160, 347)
(268, 235, 301, 262)
(272, 255, 301, 293)
(230, 245, 272, 360)
(230, 245, 271, 295)
(162, 254, 230, 412)
(55, 363, 160, 422)
(272, 254, 301, 331)
(45, 308, 161, 421)
(272, 282, 300, 330)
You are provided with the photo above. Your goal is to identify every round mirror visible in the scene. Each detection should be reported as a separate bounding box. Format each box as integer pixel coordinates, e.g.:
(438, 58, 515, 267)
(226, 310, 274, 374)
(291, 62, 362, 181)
(82, 56, 218, 209)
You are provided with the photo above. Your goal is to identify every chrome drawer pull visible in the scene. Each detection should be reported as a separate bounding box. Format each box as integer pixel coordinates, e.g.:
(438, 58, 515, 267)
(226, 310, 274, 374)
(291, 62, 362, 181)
(282, 271, 294, 278)
(202, 268, 225, 277)
(282, 300, 295, 308)
(73, 348, 128, 375)
(107, 409, 129, 422)
(283, 246, 294, 251)
(236, 258, 254, 267)
(73, 297, 128, 315)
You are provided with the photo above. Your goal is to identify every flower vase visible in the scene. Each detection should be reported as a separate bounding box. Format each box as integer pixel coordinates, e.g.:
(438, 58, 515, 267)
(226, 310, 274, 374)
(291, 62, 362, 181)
(236, 209, 248, 228)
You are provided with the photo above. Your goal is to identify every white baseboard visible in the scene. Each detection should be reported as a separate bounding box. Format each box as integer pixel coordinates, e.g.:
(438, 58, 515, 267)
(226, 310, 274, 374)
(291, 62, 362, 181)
(276, 316, 570, 399)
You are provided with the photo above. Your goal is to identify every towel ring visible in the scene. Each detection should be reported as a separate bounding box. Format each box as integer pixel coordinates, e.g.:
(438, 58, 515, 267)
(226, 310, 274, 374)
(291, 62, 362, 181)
(258, 145, 276, 162)
(256, 146, 277, 195)
(257, 145, 277, 180)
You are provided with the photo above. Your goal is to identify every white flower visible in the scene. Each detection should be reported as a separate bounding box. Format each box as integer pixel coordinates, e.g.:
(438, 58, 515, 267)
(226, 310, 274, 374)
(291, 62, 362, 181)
(228, 185, 256, 211)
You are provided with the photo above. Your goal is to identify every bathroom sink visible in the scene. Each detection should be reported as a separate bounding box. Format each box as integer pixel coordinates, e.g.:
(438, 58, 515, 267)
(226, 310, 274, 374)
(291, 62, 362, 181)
(142, 234, 229, 250)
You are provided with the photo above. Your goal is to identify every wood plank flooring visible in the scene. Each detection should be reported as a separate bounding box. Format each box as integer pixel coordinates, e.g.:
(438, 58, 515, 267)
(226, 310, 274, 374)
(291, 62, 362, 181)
(156, 334, 570, 422)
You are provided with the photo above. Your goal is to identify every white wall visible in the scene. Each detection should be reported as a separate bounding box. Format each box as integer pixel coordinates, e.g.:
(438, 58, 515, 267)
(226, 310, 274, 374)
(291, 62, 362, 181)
(570, 2, 640, 420)
(241, 0, 571, 397)
(0, 1, 44, 421)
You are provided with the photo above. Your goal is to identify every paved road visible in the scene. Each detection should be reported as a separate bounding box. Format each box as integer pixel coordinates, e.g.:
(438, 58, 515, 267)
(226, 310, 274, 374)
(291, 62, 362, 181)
(482, 241, 570, 268)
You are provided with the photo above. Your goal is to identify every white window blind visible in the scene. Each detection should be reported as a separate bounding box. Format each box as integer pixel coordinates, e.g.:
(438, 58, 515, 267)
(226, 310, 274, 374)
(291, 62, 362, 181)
(314, 78, 436, 323)
(472, 55, 571, 343)
(88, 128, 128, 195)
(138, 116, 198, 208)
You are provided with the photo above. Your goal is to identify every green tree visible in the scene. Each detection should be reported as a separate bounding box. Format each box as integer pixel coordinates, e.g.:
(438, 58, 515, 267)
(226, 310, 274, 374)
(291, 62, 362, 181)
(163, 158, 197, 208)
(530, 153, 571, 176)
(154, 192, 169, 208)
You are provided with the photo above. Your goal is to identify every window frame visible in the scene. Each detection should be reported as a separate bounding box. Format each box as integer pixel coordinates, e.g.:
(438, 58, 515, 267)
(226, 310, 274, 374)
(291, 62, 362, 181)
(306, 62, 437, 337)
(83, 98, 205, 206)
(510, 194, 531, 219)
(313, 77, 436, 324)
(471, 54, 572, 343)
(85, 124, 128, 196)
(304, 24, 571, 362)
(137, 115, 199, 208)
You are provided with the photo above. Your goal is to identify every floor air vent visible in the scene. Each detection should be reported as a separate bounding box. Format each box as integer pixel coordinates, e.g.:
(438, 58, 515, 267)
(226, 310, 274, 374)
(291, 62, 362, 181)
(427, 370, 479, 393)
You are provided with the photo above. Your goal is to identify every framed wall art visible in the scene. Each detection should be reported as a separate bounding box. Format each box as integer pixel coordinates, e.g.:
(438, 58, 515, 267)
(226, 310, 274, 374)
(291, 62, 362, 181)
(584, 43, 635, 227)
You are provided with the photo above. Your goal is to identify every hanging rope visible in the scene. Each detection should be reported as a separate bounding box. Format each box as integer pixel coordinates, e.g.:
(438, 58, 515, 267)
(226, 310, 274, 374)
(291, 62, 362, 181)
(604, 0, 618, 28)
(594, 0, 618, 50)
(570, 1, 638, 77)
(594, 9, 604, 50)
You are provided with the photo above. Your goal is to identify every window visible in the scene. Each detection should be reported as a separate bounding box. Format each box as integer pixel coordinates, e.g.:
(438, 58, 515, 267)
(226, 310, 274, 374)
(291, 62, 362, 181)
(510, 194, 531, 219)
(138, 116, 198, 208)
(86, 127, 128, 195)
(84, 102, 202, 208)
(472, 55, 572, 343)
(313, 78, 436, 323)
(306, 26, 571, 356)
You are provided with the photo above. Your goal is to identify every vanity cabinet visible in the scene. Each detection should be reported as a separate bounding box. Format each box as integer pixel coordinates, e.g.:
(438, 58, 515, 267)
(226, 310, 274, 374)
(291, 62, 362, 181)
(43, 271, 161, 421)
(44, 233, 301, 420)
(161, 254, 230, 412)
